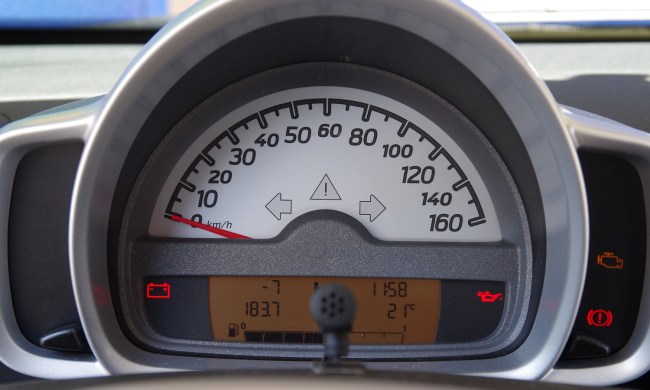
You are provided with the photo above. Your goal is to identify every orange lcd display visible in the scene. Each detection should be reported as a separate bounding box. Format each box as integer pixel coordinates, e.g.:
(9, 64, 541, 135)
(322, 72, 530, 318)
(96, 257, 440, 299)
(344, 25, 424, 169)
(209, 276, 441, 344)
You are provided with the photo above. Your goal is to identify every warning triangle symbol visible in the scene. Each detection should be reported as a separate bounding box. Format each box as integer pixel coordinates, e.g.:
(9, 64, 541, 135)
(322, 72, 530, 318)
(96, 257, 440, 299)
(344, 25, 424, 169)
(310, 174, 341, 200)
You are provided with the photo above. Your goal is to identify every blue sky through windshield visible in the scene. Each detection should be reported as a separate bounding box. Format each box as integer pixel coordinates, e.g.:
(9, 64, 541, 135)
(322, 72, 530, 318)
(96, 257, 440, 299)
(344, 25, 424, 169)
(0, 0, 193, 28)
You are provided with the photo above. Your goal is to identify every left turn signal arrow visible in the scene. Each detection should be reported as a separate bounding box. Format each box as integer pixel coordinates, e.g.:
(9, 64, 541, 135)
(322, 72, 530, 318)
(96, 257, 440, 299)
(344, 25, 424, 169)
(266, 193, 293, 220)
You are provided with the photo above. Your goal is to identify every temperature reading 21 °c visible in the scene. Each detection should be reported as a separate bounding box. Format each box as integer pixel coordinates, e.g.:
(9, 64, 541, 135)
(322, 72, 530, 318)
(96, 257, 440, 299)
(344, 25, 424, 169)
(148, 86, 501, 242)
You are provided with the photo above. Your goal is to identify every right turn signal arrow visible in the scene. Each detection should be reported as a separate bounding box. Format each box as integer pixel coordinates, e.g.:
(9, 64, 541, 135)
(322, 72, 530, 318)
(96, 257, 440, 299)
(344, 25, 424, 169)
(359, 194, 386, 222)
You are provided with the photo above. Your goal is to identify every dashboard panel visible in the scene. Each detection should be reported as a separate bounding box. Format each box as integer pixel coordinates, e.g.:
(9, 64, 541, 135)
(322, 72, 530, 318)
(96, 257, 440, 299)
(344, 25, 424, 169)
(0, 0, 649, 387)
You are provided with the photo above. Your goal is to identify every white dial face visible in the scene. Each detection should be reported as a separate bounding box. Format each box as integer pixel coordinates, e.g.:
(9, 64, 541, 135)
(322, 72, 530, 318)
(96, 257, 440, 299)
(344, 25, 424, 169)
(149, 87, 501, 242)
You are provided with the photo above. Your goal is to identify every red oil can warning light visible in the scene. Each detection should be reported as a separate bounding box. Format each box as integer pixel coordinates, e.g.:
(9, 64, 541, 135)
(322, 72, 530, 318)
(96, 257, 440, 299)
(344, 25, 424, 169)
(477, 291, 503, 303)
(146, 282, 171, 299)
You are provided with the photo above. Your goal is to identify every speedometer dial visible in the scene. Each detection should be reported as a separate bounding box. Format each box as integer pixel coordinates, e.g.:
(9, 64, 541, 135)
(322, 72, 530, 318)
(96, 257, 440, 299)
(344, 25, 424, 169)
(119, 64, 531, 359)
(150, 86, 501, 242)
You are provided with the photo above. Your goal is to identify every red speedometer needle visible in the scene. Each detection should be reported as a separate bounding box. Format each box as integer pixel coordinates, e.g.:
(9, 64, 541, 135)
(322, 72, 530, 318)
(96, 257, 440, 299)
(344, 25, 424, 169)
(170, 215, 251, 239)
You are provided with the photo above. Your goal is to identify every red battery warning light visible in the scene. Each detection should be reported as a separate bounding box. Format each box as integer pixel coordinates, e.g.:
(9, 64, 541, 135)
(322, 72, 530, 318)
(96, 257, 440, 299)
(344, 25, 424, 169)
(146, 282, 171, 299)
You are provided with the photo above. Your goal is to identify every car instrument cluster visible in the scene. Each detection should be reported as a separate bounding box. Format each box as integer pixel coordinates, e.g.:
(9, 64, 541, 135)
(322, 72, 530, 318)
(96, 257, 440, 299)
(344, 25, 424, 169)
(0, 0, 649, 386)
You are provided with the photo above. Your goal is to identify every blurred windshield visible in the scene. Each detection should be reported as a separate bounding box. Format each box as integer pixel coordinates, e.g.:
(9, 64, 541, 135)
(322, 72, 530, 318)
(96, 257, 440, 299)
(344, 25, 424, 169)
(2, 0, 650, 40)
(465, 0, 650, 40)
(465, 0, 650, 24)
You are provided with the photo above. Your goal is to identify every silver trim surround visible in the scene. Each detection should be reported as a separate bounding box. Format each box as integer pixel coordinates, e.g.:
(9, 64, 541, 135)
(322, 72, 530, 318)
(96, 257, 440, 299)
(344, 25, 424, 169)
(69, 0, 588, 381)
(0, 100, 107, 379)
(543, 107, 650, 386)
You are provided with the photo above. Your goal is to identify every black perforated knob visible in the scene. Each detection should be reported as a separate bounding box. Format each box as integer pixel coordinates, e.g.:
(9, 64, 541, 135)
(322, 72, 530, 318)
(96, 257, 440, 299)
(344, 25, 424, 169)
(310, 283, 356, 332)
(310, 283, 356, 360)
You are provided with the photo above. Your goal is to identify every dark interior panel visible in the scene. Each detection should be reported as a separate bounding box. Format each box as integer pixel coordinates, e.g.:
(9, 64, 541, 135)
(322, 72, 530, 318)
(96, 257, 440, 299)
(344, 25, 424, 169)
(8, 143, 87, 351)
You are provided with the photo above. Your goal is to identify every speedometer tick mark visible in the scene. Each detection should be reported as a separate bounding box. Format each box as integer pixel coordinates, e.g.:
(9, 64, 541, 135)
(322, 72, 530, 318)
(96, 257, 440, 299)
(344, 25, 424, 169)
(397, 123, 408, 137)
(428, 149, 442, 161)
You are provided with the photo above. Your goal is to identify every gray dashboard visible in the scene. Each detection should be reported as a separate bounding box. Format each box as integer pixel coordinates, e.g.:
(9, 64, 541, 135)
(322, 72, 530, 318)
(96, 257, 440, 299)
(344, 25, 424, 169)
(0, 1, 649, 386)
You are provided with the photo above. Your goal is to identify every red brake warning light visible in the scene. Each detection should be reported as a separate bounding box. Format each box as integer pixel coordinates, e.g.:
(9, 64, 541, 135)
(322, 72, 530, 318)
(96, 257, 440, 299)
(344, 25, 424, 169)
(587, 309, 613, 327)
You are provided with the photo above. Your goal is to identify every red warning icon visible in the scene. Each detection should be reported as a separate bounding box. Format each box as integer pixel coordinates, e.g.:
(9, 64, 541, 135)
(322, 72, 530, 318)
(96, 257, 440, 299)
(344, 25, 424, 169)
(476, 291, 503, 303)
(146, 282, 171, 299)
(587, 309, 613, 327)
